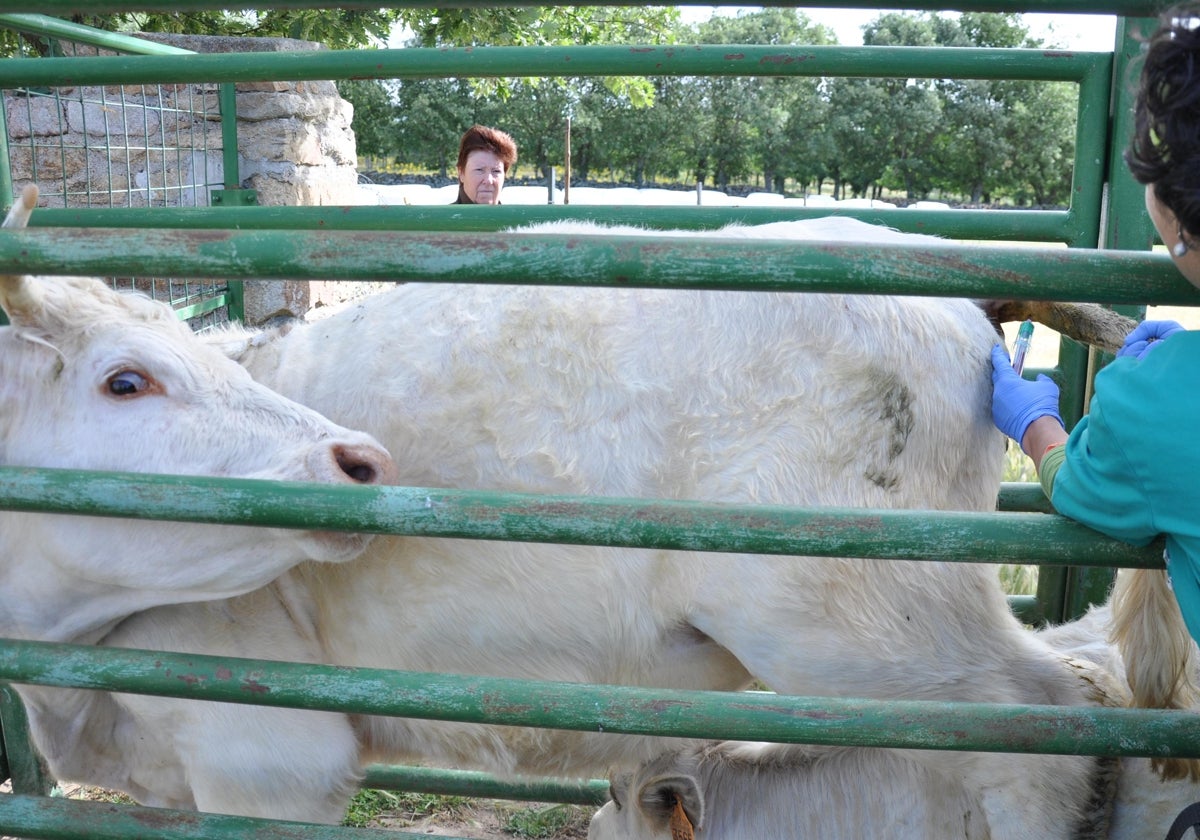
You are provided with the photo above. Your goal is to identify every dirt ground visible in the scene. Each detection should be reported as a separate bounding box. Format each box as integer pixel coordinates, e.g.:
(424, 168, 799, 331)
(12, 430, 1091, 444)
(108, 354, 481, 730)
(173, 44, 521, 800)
(361, 798, 592, 839)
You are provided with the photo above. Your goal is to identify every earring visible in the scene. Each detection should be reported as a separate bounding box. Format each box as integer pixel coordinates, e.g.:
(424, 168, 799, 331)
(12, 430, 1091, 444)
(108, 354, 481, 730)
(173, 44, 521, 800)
(1174, 227, 1191, 258)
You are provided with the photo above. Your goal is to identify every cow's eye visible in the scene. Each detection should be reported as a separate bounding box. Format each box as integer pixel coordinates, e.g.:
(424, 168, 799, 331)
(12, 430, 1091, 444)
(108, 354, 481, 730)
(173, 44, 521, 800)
(108, 370, 151, 397)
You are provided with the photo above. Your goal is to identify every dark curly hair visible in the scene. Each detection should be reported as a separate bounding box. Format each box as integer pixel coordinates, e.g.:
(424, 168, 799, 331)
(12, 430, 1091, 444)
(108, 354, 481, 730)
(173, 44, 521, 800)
(1126, 5, 1200, 243)
(456, 125, 518, 173)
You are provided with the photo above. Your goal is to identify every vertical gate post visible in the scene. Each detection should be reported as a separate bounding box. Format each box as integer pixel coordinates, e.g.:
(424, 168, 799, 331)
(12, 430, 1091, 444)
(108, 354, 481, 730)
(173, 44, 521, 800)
(1067, 12, 1165, 617)
(0, 683, 52, 796)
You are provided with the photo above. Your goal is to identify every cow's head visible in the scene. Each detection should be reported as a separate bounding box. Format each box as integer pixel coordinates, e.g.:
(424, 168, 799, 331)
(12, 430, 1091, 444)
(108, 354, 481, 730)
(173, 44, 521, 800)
(589, 766, 704, 840)
(0, 186, 398, 642)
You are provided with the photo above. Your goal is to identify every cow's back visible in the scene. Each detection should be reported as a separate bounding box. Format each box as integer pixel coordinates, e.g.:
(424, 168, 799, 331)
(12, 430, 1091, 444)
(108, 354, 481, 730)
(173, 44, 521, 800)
(245, 283, 1003, 511)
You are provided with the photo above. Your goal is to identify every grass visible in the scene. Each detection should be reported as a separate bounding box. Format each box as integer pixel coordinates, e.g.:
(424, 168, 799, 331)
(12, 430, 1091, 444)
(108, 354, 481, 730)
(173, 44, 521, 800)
(343, 789, 472, 828)
(999, 442, 1040, 598)
(342, 788, 591, 837)
(500, 803, 591, 838)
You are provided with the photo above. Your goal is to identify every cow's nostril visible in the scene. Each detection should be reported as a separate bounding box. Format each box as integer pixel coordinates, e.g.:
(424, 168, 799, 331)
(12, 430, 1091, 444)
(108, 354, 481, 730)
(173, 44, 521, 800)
(334, 444, 383, 484)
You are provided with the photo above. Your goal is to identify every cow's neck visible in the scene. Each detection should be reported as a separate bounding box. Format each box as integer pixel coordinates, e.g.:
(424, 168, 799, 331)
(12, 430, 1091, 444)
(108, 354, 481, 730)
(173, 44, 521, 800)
(0, 570, 161, 644)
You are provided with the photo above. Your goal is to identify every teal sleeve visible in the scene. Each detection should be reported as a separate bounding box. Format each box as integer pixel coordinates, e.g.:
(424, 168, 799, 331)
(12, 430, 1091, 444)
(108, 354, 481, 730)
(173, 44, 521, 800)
(1049, 402, 1158, 548)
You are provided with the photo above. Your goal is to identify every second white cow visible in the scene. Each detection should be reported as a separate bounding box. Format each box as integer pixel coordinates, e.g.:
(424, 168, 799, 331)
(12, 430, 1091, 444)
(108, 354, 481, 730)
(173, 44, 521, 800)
(588, 605, 1199, 840)
(15, 219, 1149, 837)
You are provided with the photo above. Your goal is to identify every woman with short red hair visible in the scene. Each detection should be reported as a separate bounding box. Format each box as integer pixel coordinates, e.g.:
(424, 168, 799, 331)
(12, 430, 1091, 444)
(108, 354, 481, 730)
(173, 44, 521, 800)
(454, 125, 518, 205)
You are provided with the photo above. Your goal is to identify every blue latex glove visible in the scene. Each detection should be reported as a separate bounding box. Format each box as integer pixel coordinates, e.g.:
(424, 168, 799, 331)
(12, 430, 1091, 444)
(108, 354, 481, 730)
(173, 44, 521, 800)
(990, 344, 1063, 444)
(1117, 319, 1185, 360)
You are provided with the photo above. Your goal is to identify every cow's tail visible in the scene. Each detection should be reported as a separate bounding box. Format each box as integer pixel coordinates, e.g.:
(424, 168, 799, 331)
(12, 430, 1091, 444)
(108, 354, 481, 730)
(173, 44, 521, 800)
(1109, 567, 1200, 780)
(977, 299, 1136, 354)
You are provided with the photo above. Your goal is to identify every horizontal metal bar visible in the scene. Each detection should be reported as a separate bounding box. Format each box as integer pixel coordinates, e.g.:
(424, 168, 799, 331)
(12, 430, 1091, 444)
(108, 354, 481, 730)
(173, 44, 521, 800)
(0, 44, 1109, 87)
(0, 793, 446, 840)
(361, 764, 608, 806)
(0, 638, 1196, 759)
(0, 1, 1166, 17)
(29, 205, 1081, 243)
(0, 466, 1165, 567)
(0, 13, 194, 55)
(998, 481, 1054, 513)
(0, 227, 1194, 304)
(171, 292, 230, 323)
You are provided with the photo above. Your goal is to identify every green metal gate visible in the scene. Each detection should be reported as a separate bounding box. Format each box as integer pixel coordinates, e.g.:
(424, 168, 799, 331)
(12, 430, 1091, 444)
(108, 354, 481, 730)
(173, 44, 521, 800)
(0, 3, 1198, 838)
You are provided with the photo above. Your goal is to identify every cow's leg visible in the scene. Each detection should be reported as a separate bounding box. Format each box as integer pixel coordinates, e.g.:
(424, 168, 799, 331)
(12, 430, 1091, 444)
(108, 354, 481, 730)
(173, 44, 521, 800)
(181, 704, 362, 823)
(687, 557, 1103, 839)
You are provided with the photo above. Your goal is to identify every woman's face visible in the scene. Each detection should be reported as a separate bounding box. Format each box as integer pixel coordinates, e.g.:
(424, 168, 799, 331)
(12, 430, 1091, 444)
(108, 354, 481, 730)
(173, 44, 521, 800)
(458, 149, 506, 204)
(1146, 182, 1200, 290)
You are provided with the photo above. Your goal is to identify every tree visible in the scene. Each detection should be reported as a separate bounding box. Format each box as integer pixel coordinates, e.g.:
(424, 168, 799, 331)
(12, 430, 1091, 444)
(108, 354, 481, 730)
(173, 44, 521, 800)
(41, 8, 1083, 203)
(934, 79, 1013, 202)
(782, 92, 835, 195)
(691, 9, 834, 192)
(824, 77, 891, 198)
(486, 79, 574, 179)
(402, 6, 680, 49)
(929, 13, 1049, 203)
(860, 14, 943, 200)
(61, 10, 403, 50)
(390, 77, 479, 177)
(337, 79, 398, 161)
(1004, 80, 1077, 206)
(862, 11, 938, 46)
(36, 8, 679, 53)
(575, 76, 698, 184)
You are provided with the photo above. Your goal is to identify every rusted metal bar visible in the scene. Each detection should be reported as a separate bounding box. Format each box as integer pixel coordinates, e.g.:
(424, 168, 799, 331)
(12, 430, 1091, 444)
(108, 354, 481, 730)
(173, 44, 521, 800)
(0, 793, 456, 840)
(0, 45, 1109, 88)
(0, 466, 1165, 568)
(0, 228, 1195, 305)
(27, 204, 1079, 242)
(1, 639, 1198, 760)
(361, 764, 608, 805)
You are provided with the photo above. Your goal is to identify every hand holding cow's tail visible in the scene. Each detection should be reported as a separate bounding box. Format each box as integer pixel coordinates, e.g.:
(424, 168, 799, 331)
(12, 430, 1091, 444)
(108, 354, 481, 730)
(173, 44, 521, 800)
(1109, 567, 1200, 781)
(1117, 319, 1185, 360)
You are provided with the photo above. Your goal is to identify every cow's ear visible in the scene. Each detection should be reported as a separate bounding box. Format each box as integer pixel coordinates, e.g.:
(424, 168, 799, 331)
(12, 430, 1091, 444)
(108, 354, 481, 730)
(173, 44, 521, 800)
(637, 773, 703, 833)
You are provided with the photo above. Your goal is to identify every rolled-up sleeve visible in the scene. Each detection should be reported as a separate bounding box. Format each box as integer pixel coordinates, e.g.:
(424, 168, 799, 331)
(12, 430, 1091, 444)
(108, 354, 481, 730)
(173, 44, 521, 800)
(1048, 384, 1158, 548)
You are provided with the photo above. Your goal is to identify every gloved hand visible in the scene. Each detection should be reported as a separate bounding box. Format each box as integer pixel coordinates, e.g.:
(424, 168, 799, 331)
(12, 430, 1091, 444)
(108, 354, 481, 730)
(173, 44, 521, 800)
(1117, 319, 1185, 360)
(990, 344, 1063, 445)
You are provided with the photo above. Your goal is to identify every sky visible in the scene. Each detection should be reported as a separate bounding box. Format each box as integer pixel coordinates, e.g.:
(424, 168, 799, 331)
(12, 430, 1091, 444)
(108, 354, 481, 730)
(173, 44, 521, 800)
(678, 6, 1118, 50)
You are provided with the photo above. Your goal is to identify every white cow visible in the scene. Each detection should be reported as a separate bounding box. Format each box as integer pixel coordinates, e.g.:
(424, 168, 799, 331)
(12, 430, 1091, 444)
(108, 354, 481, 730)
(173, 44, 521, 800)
(589, 741, 998, 840)
(0, 184, 396, 647)
(13, 218, 1151, 837)
(588, 606, 1200, 840)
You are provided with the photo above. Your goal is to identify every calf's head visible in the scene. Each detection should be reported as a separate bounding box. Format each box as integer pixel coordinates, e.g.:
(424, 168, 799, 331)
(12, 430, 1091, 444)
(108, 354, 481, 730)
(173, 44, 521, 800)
(0, 186, 397, 642)
(590, 766, 704, 840)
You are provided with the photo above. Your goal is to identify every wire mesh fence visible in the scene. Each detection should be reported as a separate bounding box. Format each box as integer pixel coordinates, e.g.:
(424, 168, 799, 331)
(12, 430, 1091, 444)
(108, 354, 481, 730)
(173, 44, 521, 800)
(1, 24, 235, 329)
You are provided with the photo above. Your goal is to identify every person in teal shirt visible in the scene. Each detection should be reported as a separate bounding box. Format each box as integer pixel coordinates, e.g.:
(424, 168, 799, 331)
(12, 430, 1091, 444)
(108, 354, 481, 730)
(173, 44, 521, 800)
(991, 3, 1200, 775)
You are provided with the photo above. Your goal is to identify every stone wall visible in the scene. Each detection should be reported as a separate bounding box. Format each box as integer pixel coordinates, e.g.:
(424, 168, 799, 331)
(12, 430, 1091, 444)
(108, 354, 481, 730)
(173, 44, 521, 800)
(3, 32, 388, 324)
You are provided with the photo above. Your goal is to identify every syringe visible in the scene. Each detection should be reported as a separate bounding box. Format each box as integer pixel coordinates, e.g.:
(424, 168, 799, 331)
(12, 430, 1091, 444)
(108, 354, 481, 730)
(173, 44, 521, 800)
(1011, 319, 1034, 376)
